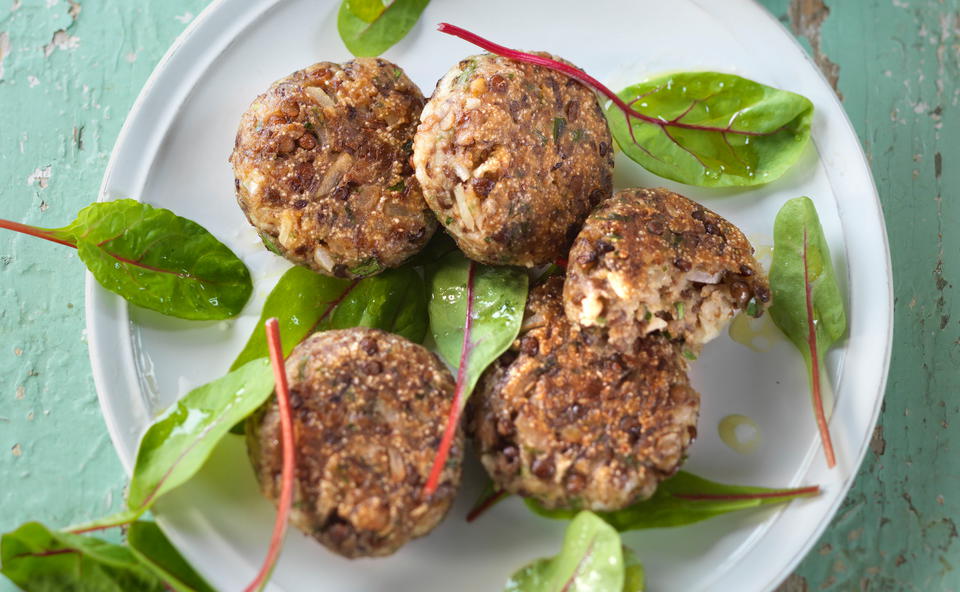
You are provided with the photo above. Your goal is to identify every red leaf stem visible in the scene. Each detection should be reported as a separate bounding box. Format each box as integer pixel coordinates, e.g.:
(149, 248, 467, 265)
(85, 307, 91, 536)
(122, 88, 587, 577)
(803, 228, 836, 468)
(560, 537, 597, 592)
(466, 488, 508, 523)
(245, 318, 296, 592)
(673, 484, 820, 501)
(0, 219, 77, 249)
(0, 217, 219, 282)
(436, 23, 775, 138)
(423, 261, 476, 498)
(304, 279, 360, 338)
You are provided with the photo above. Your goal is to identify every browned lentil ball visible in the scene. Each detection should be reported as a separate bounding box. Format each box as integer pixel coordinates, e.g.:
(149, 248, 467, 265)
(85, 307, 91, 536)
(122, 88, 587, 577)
(469, 278, 700, 511)
(413, 53, 614, 267)
(564, 188, 771, 349)
(246, 328, 462, 558)
(231, 58, 436, 278)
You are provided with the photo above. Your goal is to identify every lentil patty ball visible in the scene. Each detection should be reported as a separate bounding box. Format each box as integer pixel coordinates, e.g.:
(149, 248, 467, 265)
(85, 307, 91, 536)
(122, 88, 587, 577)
(565, 188, 771, 349)
(413, 53, 614, 267)
(469, 278, 699, 511)
(231, 58, 436, 278)
(246, 328, 463, 558)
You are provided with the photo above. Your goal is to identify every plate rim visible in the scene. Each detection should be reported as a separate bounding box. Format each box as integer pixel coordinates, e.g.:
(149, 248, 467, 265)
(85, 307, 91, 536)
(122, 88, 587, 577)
(85, 0, 894, 589)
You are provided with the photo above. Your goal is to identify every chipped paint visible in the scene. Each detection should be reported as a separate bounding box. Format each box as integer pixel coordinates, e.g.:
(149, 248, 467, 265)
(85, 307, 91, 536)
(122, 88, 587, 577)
(788, 0, 843, 97)
(0, 32, 9, 81)
(26, 165, 51, 188)
(43, 29, 79, 56)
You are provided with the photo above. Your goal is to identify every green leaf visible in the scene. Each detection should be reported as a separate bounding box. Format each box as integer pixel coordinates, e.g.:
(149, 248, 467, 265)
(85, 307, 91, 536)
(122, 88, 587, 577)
(428, 251, 528, 400)
(71, 359, 275, 532)
(526, 471, 819, 531)
(768, 197, 846, 358)
(405, 230, 459, 268)
(1, 522, 167, 591)
(230, 265, 428, 371)
(126, 522, 214, 592)
(345, 0, 387, 22)
(58, 199, 252, 320)
(607, 72, 813, 187)
(503, 511, 638, 592)
(768, 196, 846, 466)
(337, 0, 430, 57)
(127, 358, 274, 513)
(622, 547, 645, 592)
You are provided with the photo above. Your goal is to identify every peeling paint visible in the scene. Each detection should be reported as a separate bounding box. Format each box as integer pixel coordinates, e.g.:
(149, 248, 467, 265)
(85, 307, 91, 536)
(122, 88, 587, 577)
(870, 425, 887, 456)
(11, 443, 22, 457)
(776, 573, 809, 592)
(788, 0, 843, 98)
(0, 32, 10, 81)
(26, 165, 51, 189)
(175, 11, 194, 24)
(43, 29, 79, 57)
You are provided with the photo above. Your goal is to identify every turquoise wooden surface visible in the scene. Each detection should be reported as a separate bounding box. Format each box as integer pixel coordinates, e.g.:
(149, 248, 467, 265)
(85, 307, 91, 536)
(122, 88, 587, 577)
(0, 1, 956, 590)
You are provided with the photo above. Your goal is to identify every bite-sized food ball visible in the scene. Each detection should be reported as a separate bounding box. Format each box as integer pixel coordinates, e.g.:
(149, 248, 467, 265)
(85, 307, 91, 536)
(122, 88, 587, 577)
(564, 188, 771, 349)
(231, 58, 436, 278)
(470, 278, 699, 511)
(413, 53, 614, 267)
(246, 328, 462, 558)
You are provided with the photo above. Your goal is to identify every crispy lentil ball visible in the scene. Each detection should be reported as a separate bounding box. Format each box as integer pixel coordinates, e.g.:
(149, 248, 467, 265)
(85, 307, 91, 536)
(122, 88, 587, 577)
(469, 278, 699, 511)
(231, 58, 436, 278)
(564, 188, 771, 349)
(413, 53, 614, 267)
(246, 328, 462, 558)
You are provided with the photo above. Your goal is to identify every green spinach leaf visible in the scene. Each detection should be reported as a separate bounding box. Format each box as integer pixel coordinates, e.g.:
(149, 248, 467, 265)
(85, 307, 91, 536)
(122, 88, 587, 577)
(126, 522, 214, 592)
(1, 522, 167, 591)
(0, 200, 252, 319)
(526, 471, 819, 531)
(230, 265, 427, 371)
(504, 511, 642, 592)
(423, 252, 528, 494)
(607, 72, 813, 187)
(768, 196, 846, 467)
(337, 0, 430, 57)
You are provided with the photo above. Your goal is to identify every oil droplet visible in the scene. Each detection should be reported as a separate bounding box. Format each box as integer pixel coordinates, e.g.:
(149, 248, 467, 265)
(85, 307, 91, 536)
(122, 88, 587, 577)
(719, 414, 760, 454)
(753, 243, 773, 266)
(729, 312, 782, 353)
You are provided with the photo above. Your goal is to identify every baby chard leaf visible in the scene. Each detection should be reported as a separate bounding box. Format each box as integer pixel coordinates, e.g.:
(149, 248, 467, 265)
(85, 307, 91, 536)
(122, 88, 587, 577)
(608, 72, 813, 187)
(127, 358, 275, 514)
(1, 522, 168, 591)
(434, 26, 812, 188)
(768, 197, 846, 467)
(230, 265, 428, 371)
(337, 0, 430, 57)
(504, 511, 642, 592)
(0, 199, 253, 320)
(423, 252, 528, 495)
(71, 358, 276, 532)
(126, 522, 215, 592)
(526, 471, 819, 531)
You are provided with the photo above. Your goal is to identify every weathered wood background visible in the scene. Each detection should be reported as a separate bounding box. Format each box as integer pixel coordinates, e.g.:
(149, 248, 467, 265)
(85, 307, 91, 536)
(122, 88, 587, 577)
(0, 0, 956, 590)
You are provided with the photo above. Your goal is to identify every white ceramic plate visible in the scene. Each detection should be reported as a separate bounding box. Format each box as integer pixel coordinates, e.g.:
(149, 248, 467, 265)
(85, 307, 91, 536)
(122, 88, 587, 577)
(87, 0, 892, 590)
